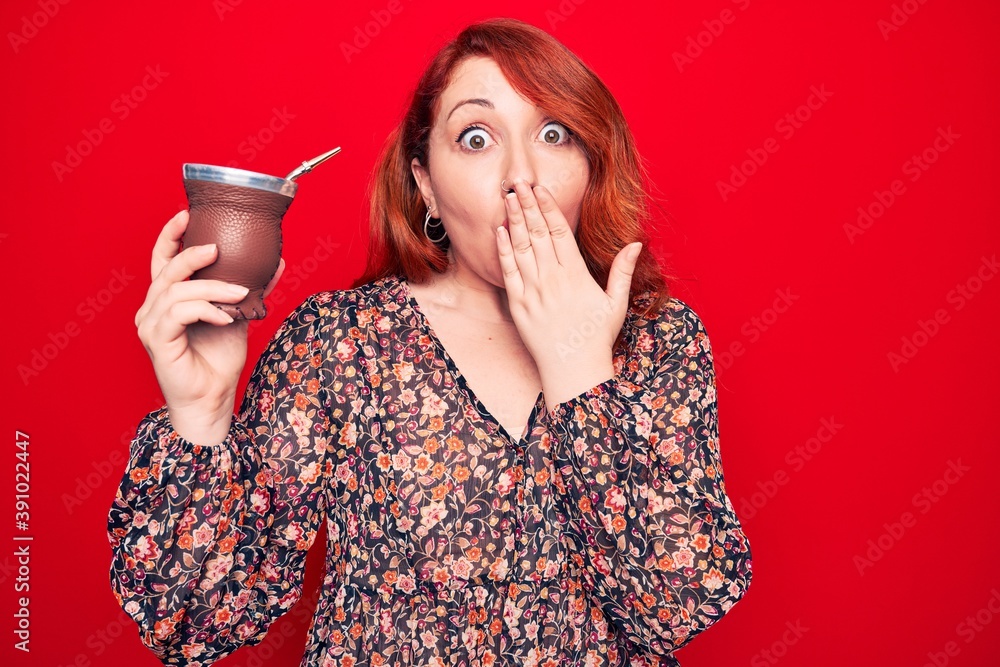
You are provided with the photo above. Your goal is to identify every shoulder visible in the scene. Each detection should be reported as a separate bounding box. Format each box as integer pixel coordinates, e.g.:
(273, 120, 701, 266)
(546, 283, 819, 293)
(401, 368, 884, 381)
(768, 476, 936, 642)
(629, 291, 713, 365)
(276, 274, 402, 338)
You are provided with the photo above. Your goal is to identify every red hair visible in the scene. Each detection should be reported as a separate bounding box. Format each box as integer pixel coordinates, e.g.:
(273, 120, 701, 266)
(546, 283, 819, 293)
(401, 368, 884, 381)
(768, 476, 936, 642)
(352, 18, 672, 349)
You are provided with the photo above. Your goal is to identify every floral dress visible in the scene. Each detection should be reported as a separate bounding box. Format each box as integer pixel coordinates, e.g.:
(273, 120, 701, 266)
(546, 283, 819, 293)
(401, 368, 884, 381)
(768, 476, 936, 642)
(107, 273, 753, 666)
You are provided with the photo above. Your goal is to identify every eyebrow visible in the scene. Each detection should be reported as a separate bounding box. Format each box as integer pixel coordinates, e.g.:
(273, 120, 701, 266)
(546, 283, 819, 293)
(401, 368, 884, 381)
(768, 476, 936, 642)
(446, 98, 494, 121)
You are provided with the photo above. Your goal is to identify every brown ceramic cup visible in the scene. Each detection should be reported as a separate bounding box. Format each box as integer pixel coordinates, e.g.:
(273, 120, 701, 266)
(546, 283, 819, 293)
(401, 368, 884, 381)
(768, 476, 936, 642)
(181, 164, 298, 320)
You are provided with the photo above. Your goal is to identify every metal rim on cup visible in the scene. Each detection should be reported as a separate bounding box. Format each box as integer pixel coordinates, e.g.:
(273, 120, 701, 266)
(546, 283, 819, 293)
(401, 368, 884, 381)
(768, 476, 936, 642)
(182, 164, 298, 197)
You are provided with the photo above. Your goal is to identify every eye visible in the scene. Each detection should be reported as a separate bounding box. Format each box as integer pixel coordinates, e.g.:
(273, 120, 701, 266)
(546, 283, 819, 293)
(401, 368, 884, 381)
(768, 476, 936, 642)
(540, 121, 572, 145)
(456, 125, 491, 152)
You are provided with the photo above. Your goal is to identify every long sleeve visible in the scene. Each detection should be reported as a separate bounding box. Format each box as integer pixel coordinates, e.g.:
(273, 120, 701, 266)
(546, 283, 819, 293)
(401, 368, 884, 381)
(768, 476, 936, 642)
(107, 292, 349, 665)
(544, 297, 753, 656)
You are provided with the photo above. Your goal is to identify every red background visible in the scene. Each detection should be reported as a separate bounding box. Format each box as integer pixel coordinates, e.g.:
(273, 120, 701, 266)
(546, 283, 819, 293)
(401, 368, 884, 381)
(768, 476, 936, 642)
(4, 0, 999, 665)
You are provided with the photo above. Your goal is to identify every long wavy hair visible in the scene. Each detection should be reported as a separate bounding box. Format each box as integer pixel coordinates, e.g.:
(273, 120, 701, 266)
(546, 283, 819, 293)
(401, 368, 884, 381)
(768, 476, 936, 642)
(352, 18, 672, 348)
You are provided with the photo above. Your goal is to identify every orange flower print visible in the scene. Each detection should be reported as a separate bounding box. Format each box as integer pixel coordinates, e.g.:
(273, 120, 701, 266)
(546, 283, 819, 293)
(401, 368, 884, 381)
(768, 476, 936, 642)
(335, 338, 357, 362)
(153, 618, 176, 640)
(299, 461, 320, 485)
(670, 404, 693, 427)
(414, 454, 432, 474)
(701, 566, 726, 592)
(218, 536, 236, 554)
(181, 642, 205, 658)
(392, 361, 414, 383)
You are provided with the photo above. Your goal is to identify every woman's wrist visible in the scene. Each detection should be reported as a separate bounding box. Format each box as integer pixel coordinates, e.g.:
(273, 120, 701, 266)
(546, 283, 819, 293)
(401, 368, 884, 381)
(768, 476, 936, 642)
(166, 398, 236, 447)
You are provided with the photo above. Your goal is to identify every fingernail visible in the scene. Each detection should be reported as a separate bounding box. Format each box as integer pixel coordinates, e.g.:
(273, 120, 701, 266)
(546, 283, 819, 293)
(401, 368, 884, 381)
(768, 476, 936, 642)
(202, 243, 217, 254)
(627, 242, 642, 261)
(228, 285, 249, 296)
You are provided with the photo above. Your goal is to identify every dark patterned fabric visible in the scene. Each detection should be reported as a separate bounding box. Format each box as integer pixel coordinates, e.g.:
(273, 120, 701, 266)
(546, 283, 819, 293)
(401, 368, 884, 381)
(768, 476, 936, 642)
(108, 273, 753, 666)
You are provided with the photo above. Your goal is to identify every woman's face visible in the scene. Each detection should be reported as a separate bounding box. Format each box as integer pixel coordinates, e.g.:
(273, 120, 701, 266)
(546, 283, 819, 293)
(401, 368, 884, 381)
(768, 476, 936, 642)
(411, 56, 590, 287)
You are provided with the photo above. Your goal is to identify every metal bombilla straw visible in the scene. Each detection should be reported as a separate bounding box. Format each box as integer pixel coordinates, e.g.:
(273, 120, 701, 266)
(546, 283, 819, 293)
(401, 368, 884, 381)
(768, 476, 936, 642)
(286, 147, 342, 181)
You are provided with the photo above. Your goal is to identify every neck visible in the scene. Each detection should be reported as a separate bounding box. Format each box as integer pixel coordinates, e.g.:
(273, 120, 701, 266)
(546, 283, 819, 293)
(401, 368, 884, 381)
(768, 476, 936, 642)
(420, 250, 514, 325)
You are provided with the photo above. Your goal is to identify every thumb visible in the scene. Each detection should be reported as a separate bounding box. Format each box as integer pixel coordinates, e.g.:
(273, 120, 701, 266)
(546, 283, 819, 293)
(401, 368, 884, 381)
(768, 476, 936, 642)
(606, 242, 642, 306)
(262, 258, 285, 299)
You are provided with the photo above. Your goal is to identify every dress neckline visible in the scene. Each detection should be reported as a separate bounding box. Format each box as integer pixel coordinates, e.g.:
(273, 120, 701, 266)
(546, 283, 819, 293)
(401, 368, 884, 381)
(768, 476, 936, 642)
(392, 274, 543, 448)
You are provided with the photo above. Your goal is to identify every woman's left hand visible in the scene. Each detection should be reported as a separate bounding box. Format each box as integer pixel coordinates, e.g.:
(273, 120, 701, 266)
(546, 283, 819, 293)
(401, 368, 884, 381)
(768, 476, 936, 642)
(496, 179, 642, 404)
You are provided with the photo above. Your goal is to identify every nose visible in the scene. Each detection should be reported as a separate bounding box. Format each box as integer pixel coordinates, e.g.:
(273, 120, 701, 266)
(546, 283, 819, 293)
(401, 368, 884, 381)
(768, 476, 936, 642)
(500, 143, 538, 197)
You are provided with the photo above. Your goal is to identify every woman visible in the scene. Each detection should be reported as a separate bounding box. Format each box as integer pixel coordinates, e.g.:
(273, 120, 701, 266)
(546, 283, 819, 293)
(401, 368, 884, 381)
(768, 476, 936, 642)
(109, 18, 753, 667)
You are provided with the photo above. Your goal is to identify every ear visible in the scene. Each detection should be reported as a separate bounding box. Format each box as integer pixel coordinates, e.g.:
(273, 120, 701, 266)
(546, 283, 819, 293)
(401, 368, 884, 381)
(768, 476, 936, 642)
(410, 157, 436, 211)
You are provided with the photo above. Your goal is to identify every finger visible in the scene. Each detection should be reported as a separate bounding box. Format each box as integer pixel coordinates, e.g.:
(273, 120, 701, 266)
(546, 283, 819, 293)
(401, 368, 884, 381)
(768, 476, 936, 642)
(149, 242, 222, 301)
(151, 210, 189, 282)
(504, 190, 539, 285)
(532, 185, 581, 269)
(149, 300, 240, 346)
(496, 225, 524, 299)
(512, 181, 557, 272)
(262, 258, 285, 299)
(138, 277, 248, 328)
(607, 243, 642, 311)
(138, 243, 221, 326)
